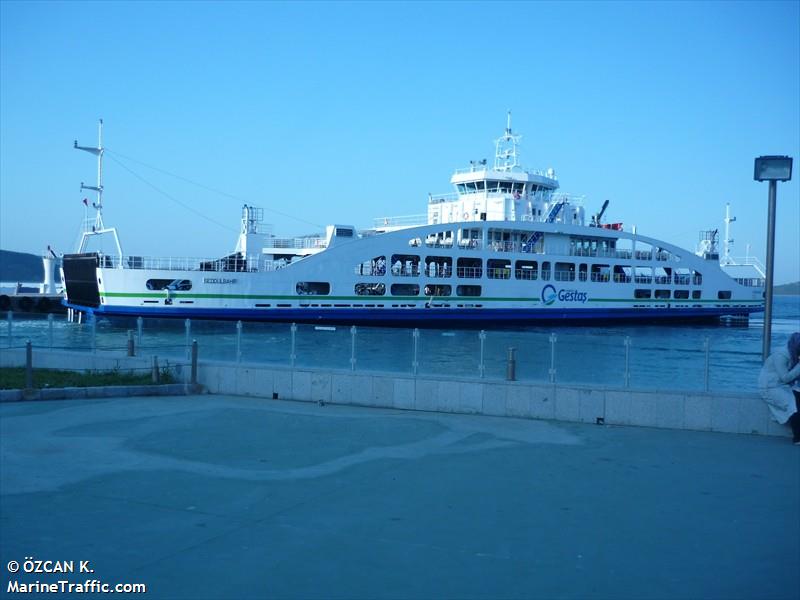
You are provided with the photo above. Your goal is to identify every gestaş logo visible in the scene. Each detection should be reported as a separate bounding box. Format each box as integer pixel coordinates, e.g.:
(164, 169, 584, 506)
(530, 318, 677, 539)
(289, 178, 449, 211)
(541, 285, 588, 305)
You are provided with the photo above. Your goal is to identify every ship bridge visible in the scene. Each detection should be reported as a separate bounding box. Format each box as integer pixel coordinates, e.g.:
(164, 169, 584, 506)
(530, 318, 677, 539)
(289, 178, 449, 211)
(427, 114, 585, 228)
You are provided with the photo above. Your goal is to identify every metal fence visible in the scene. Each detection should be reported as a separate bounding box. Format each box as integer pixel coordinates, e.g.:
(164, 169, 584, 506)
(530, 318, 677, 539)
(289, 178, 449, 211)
(0, 311, 768, 393)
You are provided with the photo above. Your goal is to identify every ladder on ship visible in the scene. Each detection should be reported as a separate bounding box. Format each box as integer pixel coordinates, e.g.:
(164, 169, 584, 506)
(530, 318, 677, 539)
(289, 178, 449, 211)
(522, 200, 565, 253)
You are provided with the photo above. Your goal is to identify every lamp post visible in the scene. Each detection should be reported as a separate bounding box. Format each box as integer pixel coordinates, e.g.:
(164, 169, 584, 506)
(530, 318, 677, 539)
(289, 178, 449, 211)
(753, 155, 793, 361)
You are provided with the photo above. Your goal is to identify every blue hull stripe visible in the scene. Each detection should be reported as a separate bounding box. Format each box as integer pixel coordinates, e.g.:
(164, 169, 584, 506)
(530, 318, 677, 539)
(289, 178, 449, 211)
(65, 301, 762, 326)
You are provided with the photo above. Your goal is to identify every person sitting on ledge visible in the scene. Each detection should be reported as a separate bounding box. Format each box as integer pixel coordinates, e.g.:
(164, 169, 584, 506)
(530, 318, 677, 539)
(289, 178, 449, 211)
(759, 332, 800, 445)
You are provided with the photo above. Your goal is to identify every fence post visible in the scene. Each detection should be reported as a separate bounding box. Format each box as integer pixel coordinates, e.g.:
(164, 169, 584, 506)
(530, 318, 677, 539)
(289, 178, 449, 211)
(236, 320, 242, 363)
(549, 333, 557, 383)
(25, 339, 32, 390)
(48, 313, 54, 348)
(412, 328, 419, 375)
(6, 311, 11, 348)
(350, 326, 357, 371)
(185, 318, 191, 360)
(624, 336, 631, 389)
(191, 339, 198, 385)
(127, 330, 135, 357)
(290, 323, 297, 368)
(506, 347, 517, 381)
(136, 316, 143, 348)
(703, 337, 710, 392)
(479, 330, 486, 379)
(152, 355, 160, 384)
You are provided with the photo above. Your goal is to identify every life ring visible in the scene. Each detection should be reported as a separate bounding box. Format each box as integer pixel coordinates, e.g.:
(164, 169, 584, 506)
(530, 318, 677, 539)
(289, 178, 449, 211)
(19, 296, 34, 312)
(0, 295, 10, 311)
(37, 297, 51, 312)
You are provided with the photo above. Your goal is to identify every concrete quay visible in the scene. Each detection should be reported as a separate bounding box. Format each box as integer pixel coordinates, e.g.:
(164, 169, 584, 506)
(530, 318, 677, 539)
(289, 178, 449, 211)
(1, 394, 798, 599)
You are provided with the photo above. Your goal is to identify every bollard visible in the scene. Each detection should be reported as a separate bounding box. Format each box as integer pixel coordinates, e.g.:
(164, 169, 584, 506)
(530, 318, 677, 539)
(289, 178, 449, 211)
(127, 330, 135, 357)
(152, 356, 160, 384)
(506, 347, 516, 381)
(191, 339, 198, 385)
(25, 339, 32, 389)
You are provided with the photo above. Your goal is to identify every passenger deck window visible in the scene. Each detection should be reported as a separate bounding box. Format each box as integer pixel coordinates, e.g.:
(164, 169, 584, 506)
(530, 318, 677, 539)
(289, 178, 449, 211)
(355, 283, 385, 296)
(391, 284, 419, 296)
(296, 282, 330, 295)
(456, 285, 481, 297)
(717, 291, 732, 300)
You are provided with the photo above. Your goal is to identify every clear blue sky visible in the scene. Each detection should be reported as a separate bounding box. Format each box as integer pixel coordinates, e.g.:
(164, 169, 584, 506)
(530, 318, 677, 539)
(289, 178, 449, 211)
(1, 0, 798, 283)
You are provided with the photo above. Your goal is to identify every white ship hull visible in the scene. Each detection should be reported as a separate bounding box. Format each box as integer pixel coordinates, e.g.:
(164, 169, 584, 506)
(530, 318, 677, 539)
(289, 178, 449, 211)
(63, 221, 763, 326)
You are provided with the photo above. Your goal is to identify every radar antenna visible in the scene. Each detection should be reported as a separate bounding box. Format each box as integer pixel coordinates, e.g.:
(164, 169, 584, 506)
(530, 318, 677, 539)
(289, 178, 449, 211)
(494, 110, 522, 172)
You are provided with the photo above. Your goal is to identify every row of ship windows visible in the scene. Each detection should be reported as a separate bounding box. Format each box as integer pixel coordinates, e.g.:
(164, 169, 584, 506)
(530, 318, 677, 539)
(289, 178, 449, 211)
(145, 278, 731, 300)
(306, 282, 732, 300)
(356, 257, 702, 284)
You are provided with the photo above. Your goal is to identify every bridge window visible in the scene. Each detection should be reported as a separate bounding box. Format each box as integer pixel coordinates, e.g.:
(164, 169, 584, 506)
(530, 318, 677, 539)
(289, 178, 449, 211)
(296, 282, 330, 295)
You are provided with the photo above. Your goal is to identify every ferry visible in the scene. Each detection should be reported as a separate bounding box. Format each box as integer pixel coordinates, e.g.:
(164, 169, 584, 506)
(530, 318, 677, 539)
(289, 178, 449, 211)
(62, 118, 764, 326)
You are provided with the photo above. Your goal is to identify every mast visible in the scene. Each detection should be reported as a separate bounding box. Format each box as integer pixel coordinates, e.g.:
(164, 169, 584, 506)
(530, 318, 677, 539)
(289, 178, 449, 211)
(74, 119, 123, 260)
(722, 203, 735, 265)
(74, 119, 105, 233)
(494, 110, 522, 172)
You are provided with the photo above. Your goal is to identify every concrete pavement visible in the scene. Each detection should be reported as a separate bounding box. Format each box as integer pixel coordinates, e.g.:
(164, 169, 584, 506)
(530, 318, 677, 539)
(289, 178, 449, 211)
(1, 395, 798, 599)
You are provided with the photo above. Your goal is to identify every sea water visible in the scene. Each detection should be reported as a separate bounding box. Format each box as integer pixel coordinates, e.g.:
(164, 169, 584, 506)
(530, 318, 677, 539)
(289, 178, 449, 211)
(2, 296, 798, 393)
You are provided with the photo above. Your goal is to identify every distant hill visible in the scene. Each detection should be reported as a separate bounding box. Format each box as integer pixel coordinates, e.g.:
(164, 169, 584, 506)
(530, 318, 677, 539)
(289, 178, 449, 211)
(0, 250, 61, 283)
(775, 281, 800, 295)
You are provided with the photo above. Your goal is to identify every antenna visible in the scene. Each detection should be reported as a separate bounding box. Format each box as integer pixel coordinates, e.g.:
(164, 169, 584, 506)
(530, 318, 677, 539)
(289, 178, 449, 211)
(494, 111, 522, 172)
(722, 202, 736, 265)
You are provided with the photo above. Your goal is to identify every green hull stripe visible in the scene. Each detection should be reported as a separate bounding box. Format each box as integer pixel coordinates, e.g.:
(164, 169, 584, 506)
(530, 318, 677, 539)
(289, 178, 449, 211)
(100, 291, 761, 306)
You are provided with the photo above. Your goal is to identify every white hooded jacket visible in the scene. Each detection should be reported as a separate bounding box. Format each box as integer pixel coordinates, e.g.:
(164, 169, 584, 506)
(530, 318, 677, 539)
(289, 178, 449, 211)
(758, 347, 800, 424)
